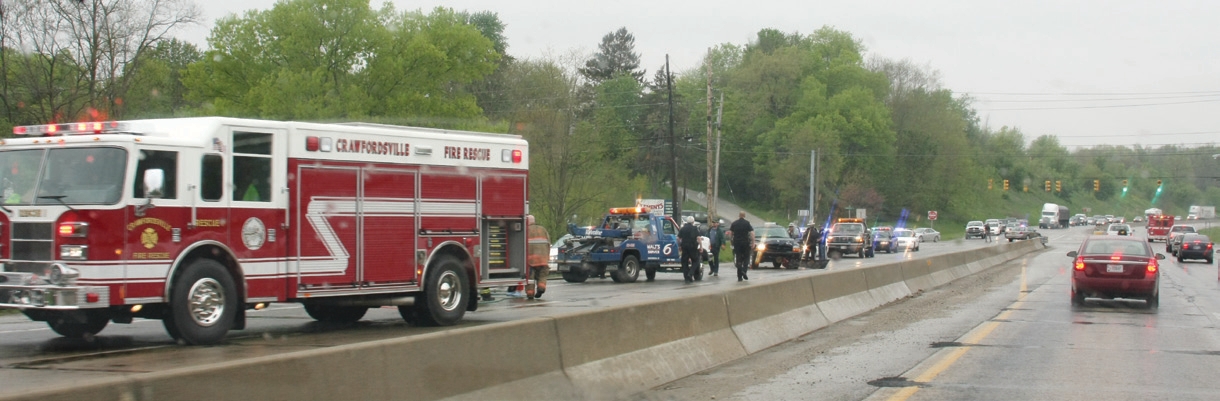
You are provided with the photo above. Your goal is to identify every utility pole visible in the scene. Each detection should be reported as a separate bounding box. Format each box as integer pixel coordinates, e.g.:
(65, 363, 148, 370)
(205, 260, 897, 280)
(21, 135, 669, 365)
(808, 150, 817, 225)
(667, 55, 679, 221)
(705, 49, 715, 222)
(713, 92, 723, 223)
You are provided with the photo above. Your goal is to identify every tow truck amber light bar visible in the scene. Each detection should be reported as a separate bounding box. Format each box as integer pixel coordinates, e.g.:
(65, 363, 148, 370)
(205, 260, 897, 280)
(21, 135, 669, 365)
(13, 121, 123, 136)
(608, 207, 648, 214)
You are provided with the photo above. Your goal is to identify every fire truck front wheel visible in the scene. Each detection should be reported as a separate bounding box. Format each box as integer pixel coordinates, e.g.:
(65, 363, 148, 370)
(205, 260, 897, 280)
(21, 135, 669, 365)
(46, 309, 109, 339)
(415, 256, 469, 326)
(164, 259, 238, 345)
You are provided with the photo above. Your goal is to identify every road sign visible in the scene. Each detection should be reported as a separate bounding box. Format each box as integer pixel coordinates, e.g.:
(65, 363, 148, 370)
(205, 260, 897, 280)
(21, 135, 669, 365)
(929, 211, 938, 220)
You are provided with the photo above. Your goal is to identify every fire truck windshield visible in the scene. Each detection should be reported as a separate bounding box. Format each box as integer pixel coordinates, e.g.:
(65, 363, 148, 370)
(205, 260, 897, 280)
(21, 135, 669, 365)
(0, 147, 127, 205)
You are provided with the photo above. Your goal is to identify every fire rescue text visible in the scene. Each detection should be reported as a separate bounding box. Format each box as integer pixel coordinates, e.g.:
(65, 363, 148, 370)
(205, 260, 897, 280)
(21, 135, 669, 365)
(444, 146, 491, 161)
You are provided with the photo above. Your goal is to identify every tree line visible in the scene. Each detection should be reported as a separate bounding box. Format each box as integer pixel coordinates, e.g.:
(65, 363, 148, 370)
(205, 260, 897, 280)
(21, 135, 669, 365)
(2, 0, 1217, 233)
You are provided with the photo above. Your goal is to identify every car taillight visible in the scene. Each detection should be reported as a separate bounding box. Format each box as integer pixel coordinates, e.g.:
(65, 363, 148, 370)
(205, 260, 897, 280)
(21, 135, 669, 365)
(1147, 260, 1158, 273)
(1074, 257, 1085, 271)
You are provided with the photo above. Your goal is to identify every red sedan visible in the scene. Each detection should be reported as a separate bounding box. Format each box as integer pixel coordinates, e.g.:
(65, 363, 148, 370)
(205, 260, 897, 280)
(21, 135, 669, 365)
(1067, 236, 1165, 309)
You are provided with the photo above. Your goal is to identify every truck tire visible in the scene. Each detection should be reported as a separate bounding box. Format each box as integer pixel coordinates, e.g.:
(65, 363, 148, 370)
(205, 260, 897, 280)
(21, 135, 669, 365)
(645, 266, 657, 281)
(47, 310, 109, 339)
(413, 256, 468, 326)
(304, 304, 368, 323)
(562, 271, 588, 283)
(612, 255, 640, 283)
(164, 259, 237, 345)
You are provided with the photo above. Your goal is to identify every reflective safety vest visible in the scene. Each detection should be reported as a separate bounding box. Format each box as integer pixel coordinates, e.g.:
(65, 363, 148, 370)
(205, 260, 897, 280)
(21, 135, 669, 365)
(527, 224, 550, 267)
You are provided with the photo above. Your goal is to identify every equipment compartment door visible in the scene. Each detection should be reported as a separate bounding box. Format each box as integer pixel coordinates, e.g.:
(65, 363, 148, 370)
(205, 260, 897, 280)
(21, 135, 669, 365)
(295, 166, 360, 289)
(360, 168, 417, 285)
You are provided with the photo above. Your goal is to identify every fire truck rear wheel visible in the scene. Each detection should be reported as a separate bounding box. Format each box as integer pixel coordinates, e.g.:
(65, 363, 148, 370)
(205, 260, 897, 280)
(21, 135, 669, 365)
(414, 256, 468, 326)
(165, 259, 237, 345)
(304, 304, 369, 323)
(47, 310, 109, 339)
(612, 255, 640, 283)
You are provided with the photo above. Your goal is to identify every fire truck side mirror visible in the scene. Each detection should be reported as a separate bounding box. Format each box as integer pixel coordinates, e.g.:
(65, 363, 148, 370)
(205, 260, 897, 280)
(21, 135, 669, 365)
(143, 169, 165, 199)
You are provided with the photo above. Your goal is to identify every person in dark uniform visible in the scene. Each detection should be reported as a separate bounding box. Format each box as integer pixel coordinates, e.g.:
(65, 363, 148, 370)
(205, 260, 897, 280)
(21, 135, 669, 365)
(727, 211, 755, 281)
(803, 223, 823, 261)
(708, 220, 725, 276)
(678, 216, 701, 283)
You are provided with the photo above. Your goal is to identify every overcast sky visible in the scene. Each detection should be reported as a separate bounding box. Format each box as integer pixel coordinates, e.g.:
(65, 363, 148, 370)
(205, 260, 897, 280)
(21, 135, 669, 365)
(178, 0, 1220, 150)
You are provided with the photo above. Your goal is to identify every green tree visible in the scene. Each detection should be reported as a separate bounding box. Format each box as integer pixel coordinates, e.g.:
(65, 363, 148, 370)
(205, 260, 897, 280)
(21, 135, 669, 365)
(579, 27, 645, 84)
(123, 38, 203, 118)
(184, 1, 498, 123)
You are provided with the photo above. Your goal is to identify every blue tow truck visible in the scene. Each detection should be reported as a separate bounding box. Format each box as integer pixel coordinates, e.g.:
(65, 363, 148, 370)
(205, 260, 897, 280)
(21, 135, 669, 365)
(555, 207, 703, 283)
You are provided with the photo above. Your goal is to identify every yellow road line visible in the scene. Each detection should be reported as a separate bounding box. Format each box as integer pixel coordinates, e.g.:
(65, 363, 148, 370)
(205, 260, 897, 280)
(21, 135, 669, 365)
(886, 258, 1029, 401)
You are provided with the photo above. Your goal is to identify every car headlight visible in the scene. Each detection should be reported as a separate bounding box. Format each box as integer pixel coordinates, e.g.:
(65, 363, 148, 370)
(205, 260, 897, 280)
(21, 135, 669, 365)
(756, 243, 766, 251)
(854, 236, 863, 243)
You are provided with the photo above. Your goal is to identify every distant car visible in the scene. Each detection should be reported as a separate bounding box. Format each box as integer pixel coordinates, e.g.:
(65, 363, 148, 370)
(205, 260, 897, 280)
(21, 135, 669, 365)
(1106, 224, 1132, 236)
(1176, 234, 1213, 264)
(1132, 216, 1144, 223)
(1186, 214, 1199, 220)
(549, 234, 575, 269)
(913, 227, 940, 242)
(985, 219, 1002, 235)
(1067, 236, 1163, 308)
(1005, 226, 1042, 242)
(750, 223, 804, 268)
(889, 229, 920, 252)
(1167, 225, 1198, 255)
(965, 221, 985, 239)
(871, 231, 893, 254)
(1175, 215, 1183, 221)
(1085, 217, 1095, 225)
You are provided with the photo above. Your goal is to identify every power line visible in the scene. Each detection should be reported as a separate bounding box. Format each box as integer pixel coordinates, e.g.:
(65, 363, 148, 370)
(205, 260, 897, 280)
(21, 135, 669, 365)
(979, 98, 1220, 111)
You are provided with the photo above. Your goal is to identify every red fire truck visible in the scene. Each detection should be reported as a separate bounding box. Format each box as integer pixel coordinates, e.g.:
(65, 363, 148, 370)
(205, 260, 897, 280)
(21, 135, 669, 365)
(1147, 215, 1174, 242)
(0, 117, 530, 344)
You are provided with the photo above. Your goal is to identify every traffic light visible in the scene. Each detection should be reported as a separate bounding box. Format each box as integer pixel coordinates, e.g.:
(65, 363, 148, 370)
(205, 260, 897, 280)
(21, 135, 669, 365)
(1045, 180, 1051, 191)
(988, 179, 994, 190)
(1093, 179, 1100, 192)
(1157, 179, 1163, 193)
(1023, 184, 1028, 192)
(1056, 180, 1061, 192)
(1003, 179, 1009, 191)
(1122, 179, 1128, 194)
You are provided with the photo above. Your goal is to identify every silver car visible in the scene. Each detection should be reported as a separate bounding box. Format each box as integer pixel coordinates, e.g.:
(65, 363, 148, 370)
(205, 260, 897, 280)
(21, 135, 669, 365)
(913, 227, 941, 242)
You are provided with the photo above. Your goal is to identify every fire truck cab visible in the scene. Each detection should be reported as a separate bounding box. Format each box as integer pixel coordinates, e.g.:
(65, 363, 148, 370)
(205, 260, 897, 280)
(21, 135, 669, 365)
(0, 117, 530, 344)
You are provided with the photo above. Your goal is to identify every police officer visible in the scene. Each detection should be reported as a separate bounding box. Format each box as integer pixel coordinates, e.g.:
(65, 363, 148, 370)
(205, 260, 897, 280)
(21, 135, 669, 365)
(708, 220, 725, 276)
(727, 211, 754, 281)
(525, 215, 551, 299)
(678, 216, 701, 283)
(803, 224, 822, 261)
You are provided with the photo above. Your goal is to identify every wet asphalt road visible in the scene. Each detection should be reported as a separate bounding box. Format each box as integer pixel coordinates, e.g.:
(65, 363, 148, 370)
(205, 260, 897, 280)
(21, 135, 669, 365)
(0, 233, 984, 397)
(637, 225, 1220, 401)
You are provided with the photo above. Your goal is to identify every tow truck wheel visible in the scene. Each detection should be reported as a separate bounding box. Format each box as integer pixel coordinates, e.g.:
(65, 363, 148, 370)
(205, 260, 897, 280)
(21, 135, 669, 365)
(304, 304, 369, 323)
(562, 271, 588, 283)
(613, 255, 640, 283)
(165, 259, 237, 345)
(645, 266, 657, 281)
(415, 256, 468, 326)
(47, 310, 109, 339)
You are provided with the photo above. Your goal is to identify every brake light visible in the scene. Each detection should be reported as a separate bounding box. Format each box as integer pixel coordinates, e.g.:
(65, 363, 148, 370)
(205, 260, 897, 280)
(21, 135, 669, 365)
(1147, 260, 1158, 273)
(1209, 243, 1214, 250)
(1074, 257, 1085, 270)
(512, 149, 522, 163)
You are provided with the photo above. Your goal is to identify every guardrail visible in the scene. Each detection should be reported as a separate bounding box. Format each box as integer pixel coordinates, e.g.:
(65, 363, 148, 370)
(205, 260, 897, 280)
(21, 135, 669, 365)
(3, 239, 1046, 401)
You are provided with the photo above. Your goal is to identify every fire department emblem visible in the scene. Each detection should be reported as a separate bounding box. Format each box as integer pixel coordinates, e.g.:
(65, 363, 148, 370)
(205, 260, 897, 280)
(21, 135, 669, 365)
(141, 228, 158, 249)
(242, 217, 266, 250)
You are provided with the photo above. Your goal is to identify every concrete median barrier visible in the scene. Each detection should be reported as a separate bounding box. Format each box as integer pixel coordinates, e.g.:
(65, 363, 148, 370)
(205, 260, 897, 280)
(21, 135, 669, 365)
(811, 269, 878, 323)
(555, 293, 746, 400)
(900, 258, 935, 292)
(863, 262, 912, 305)
(724, 276, 827, 354)
(5, 317, 571, 401)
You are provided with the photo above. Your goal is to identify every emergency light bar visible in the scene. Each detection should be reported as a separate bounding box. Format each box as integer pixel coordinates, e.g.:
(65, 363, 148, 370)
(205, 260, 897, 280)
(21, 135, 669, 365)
(13, 121, 124, 136)
(608, 207, 648, 215)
